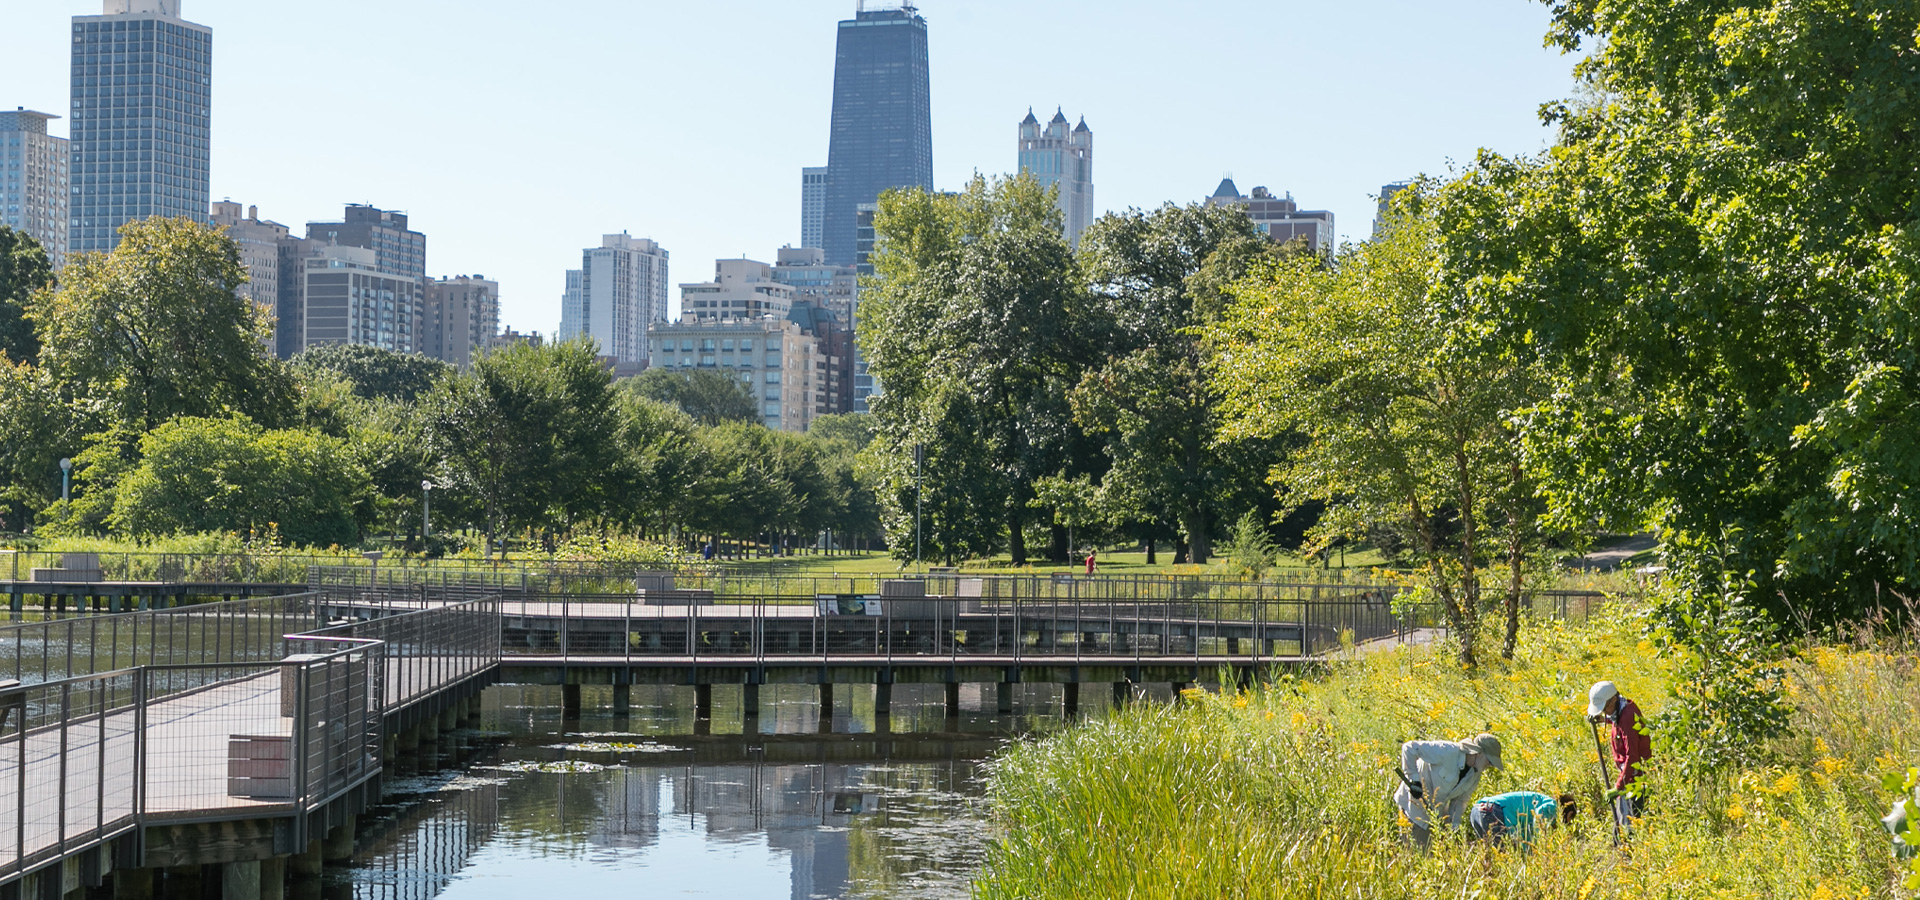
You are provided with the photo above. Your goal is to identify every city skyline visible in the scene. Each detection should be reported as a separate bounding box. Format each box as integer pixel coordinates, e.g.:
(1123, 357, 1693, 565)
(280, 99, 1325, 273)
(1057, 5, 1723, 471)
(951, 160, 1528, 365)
(0, 0, 1577, 337)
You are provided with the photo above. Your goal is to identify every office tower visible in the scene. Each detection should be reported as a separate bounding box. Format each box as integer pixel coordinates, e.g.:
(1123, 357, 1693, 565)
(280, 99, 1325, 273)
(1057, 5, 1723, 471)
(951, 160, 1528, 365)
(820, 2, 933, 266)
(1017, 108, 1094, 246)
(1206, 179, 1336, 256)
(557, 233, 668, 366)
(853, 203, 878, 275)
(423, 275, 499, 368)
(209, 201, 288, 315)
(70, 0, 213, 255)
(647, 317, 821, 433)
(292, 244, 422, 355)
(801, 167, 829, 250)
(0, 109, 71, 268)
(680, 259, 797, 321)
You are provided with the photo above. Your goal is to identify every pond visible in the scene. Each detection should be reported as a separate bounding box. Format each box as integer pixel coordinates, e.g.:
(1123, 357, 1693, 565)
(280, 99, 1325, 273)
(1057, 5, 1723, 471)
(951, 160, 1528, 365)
(337, 683, 1087, 900)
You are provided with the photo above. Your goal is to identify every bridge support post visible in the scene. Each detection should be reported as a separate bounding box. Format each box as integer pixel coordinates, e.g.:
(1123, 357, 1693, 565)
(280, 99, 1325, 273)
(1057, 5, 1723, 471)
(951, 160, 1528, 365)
(873, 681, 891, 715)
(741, 683, 759, 723)
(220, 861, 260, 900)
(995, 683, 1013, 715)
(944, 682, 960, 720)
(693, 684, 713, 720)
(817, 683, 834, 732)
(321, 815, 357, 863)
(561, 684, 581, 717)
(258, 857, 285, 900)
(1063, 682, 1080, 718)
(289, 841, 322, 877)
(112, 868, 153, 900)
(612, 683, 630, 715)
(7, 586, 18, 620)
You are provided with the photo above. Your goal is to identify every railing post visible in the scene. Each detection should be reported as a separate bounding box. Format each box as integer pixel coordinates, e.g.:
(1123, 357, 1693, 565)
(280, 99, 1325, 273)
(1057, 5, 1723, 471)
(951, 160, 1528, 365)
(56, 682, 70, 855)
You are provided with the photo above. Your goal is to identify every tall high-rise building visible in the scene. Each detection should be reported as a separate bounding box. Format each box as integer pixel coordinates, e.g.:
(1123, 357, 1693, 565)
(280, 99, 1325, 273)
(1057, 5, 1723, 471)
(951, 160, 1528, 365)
(819, 2, 933, 266)
(1206, 179, 1336, 257)
(423, 275, 499, 369)
(1017, 108, 1094, 247)
(292, 243, 421, 355)
(557, 233, 668, 366)
(800, 166, 829, 251)
(0, 109, 71, 268)
(70, 0, 213, 255)
(300, 204, 425, 358)
(210, 201, 288, 315)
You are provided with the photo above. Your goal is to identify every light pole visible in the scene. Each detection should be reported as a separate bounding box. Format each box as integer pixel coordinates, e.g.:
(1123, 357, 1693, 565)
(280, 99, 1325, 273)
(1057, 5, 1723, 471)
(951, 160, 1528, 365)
(58, 458, 71, 504)
(362, 550, 383, 592)
(913, 443, 924, 570)
(421, 480, 433, 542)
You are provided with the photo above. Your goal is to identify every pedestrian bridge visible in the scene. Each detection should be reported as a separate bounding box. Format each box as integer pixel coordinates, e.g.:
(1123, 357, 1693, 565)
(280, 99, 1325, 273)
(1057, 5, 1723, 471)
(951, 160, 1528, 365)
(0, 575, 1462, 899)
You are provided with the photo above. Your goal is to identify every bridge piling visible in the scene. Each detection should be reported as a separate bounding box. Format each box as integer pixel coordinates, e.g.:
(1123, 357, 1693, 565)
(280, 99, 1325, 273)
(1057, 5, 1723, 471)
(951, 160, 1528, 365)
(162, 866, 201, 900)
(288, 842, 321, 879)
(741, 683, 759, 723)
(693, 684, 713, 720)
(817, 683, 834, 732)
(944, 682, 960, 719)
(1063, 682, 1080, 717)
(560, 684, 581, 717)
(995, 683, 1013, 715)
(320, 816, 356, 864)
(257, 858, 284, 900)
(873, 682, 891, 715)
(220, 861, 259, 900)
(612, 683, 630, 714)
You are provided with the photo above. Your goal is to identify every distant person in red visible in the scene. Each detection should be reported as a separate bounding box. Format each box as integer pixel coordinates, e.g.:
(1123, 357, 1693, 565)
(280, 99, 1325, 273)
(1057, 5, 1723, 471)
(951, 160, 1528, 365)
(1587, 680, 1652, 829)
(1085, 549, 1097, 575)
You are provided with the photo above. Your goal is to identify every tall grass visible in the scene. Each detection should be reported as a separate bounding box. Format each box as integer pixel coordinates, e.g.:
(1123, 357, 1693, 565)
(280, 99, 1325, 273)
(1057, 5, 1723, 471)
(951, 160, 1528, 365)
(977, 607, 1908, 899)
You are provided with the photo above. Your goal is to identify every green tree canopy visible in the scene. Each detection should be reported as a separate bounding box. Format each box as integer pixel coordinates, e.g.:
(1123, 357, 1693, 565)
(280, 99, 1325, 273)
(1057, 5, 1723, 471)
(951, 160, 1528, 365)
(109, 415, 371, 547)
(292, 343, 452, 405)
(860, 173, 1092, 564)
(30, 217, 291, 434)
(619, 368, 759, 427)
(0, 226, 53, 363)
(1432, 0, 1920, 615)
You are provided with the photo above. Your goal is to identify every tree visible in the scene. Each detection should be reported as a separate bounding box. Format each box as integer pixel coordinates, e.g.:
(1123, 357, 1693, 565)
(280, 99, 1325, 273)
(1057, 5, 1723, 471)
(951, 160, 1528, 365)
(109, 416, 371, 547)
(861, 173, 1092, 564)
(1433, 0, 1920, 617)
(292, 343, 452, 404)
(619, 368, 758, 427)
(30, 217, 292, 434)
(1206, 195, 1549, 666)
(422, 339, 620, 552)
(1075, 203, 1291, 563)
(0, 358, 71, 531)
(0, 226, 53, 363)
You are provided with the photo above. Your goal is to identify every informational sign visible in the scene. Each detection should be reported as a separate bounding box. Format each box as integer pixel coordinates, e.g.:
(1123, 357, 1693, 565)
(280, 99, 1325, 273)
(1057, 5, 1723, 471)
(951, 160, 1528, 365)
(814, 594, 884, 616)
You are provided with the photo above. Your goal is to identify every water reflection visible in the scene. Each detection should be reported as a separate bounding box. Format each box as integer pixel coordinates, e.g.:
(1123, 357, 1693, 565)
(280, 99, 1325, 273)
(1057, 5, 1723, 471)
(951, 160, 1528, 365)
(343, 683, 1078, 900)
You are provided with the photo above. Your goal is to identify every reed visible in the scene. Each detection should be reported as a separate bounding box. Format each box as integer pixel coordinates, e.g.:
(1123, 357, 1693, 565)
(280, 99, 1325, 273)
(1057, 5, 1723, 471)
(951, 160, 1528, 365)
(977, 607, 1907, 899)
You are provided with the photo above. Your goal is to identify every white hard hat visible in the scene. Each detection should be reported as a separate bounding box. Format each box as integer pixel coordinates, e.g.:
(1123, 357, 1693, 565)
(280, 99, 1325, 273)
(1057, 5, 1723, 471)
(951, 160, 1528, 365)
(1587, 681, 1619, 718)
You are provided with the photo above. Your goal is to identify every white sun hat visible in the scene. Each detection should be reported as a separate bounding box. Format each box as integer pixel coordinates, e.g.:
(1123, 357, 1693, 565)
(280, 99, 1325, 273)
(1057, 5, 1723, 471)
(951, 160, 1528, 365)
(1587, 681, 1619, 718)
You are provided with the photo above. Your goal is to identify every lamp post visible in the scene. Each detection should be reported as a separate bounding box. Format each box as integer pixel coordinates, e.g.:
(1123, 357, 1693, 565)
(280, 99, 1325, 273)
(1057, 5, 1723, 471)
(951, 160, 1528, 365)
(362, 550, 383, 593)
(421, 480, 433, 542)
(58, 458, 71, 504)
(913, 443, 924, 570)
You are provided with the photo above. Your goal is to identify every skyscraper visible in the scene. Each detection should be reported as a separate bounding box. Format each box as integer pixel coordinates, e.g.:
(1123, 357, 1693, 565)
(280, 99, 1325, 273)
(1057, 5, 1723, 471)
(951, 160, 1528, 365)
(557, 233, 669, 367)
(423, 275, 500, 369)
(70, 0, 212, 255)
(800, 166, 829, 250)
(0, 109, 70, 268)
(819, 2, 933, 266)
(1017, 108, 1094, 247)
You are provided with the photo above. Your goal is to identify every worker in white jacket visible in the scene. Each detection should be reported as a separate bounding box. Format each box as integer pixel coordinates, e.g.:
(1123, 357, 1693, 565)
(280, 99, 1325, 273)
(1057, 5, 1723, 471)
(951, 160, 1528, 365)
(1392, 733, 1505, 847)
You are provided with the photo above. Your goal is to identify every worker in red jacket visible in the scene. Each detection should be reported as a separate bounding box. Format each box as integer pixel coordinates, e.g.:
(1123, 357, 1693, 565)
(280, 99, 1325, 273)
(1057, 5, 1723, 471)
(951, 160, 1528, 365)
(1587, 680, 1652, 829)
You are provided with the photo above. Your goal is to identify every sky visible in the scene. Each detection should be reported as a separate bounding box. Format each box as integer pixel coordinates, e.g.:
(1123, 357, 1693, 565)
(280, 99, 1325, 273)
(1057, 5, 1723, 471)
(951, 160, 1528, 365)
(1, 0, 1580, 335)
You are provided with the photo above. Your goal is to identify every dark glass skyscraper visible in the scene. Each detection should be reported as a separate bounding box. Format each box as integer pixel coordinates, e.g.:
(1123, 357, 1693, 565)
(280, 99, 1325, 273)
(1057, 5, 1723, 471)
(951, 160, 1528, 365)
(70, 0, 213, 255)
(821, 3, 932, 266)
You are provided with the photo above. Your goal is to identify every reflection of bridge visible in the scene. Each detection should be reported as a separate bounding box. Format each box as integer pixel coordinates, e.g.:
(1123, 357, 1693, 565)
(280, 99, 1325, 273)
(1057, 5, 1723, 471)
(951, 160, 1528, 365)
(0, 573, 1499, 900)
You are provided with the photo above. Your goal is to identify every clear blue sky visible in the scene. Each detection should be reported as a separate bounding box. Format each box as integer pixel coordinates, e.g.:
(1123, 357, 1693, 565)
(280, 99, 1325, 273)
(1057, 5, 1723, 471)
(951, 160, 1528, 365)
(1, 0, 1578, 335)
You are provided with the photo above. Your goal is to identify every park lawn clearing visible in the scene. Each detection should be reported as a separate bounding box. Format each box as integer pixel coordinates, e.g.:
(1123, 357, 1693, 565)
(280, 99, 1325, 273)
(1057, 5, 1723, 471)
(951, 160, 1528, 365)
(975, 605, 1904, 899)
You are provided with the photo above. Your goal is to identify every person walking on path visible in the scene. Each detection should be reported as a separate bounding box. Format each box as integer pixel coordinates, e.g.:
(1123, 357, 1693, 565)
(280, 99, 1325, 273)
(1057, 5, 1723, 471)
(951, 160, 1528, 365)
(1391, 733, 1505, 847)
(1587, 680, 1652, 829)
(1470, 791, 1577, 850)
(1084, 549, 1097, 576)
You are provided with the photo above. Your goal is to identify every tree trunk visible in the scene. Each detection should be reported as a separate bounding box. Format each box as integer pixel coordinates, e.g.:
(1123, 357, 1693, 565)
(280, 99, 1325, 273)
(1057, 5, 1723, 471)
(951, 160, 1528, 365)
(1174, 537, 1189, 565)
(1411, 492, 1476, 669)
(1050, 525, 1069, 563)
(1144, 537, 1157, 566)
(1008, 510, 1028, 566)
(1182, 506, 1211, 566)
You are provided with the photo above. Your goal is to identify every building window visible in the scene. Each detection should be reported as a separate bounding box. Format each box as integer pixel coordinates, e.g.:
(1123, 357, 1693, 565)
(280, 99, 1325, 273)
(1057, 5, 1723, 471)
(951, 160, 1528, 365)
(765, 372, 780, 384)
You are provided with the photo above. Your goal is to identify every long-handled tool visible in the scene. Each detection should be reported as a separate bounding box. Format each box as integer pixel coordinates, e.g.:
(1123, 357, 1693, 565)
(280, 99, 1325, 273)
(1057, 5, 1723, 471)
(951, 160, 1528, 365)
(1590, 719, 1621, 843)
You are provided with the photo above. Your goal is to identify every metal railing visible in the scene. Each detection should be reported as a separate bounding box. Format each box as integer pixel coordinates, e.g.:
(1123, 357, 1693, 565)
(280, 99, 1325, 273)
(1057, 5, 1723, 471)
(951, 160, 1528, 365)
(0, 593, 505, 887)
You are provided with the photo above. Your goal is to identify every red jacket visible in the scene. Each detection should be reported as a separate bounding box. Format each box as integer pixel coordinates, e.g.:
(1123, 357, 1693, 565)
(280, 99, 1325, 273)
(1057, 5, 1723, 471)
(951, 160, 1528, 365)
(1610, 698, 1652, 790)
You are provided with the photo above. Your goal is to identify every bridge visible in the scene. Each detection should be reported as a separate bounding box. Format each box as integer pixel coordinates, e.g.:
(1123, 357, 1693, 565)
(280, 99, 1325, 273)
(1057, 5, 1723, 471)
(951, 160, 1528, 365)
(0, 571, 1492, 900)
